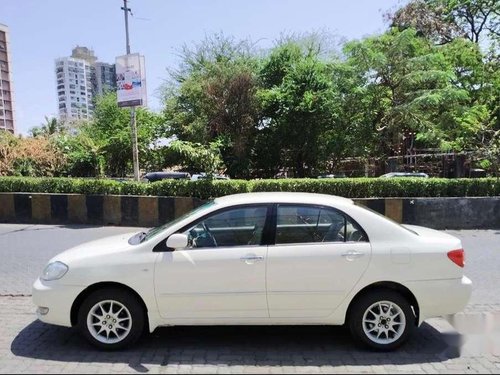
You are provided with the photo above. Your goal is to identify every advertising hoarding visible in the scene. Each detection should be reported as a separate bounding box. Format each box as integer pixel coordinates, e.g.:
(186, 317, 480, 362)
(116, 53, 147, 107)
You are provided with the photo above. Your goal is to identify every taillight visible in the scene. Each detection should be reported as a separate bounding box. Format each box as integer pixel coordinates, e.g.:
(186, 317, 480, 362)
(447, 249, 464, 268)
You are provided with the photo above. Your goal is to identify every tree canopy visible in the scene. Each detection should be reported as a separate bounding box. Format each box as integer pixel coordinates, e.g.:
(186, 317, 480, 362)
(2, 0, 498, 178)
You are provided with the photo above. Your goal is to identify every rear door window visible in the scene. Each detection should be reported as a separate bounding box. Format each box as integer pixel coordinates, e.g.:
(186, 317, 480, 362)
(276, 204, 368, 244)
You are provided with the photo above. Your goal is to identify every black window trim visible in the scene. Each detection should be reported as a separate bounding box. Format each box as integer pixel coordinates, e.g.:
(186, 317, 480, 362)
(153, 202, 369, 252)
(271, 203, 369, 245)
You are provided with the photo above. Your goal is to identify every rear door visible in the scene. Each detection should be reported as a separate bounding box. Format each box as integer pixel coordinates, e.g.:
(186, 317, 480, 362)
(266, 204, 372, 318)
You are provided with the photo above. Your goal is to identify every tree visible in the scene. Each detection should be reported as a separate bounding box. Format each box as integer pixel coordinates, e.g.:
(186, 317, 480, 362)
(162, 33, 260, 178)
(343, 28, 491, 155)
(257, 38, 340, 177)
(387, 0, 463, 44)
(388, 0, 500, 44)
(52, 123, 106, 177)
(0, 131, 65, 177)
(169, 140, 224, 175)
(432, 0, 499, 44)
(89, 93, 164, 177)
(29, 116, 64, 138)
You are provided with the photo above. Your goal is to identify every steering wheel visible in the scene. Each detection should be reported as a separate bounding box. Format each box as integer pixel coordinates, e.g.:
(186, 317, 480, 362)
(202, 222, 218, 247)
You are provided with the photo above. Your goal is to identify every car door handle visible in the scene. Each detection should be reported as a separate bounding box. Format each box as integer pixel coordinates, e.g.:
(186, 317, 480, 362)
(341, 250, 365, 260)
(240, 255, 264, 263)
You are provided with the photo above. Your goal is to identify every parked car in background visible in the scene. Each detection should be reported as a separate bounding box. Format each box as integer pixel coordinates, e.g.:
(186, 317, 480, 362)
(380, 172, 429, 178)
(33, 192, 471, 351)
(191, 173, 230, 181)
(142, 171, 190, 182)
(107, 177, 133, 183)
(317, 173, 346, 179)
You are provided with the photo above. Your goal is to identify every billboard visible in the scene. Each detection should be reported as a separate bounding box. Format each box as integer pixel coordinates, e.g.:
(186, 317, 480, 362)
(116, 53, 147, 107)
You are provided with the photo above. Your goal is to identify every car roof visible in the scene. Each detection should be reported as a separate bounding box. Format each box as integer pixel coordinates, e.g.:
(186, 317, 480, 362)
(213, 192, 353, 207)
(381, 172, 428, 177)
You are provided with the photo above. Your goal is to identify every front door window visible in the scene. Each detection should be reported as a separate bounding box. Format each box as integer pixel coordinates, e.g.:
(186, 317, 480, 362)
(185, 206, 268, 248)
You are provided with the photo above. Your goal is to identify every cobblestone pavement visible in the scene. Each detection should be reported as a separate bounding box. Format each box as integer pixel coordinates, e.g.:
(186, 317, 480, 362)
(0, 225, 499, 373)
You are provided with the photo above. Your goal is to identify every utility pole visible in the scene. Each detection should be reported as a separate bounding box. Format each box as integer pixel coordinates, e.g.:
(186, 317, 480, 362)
(122, 0, 140, 181)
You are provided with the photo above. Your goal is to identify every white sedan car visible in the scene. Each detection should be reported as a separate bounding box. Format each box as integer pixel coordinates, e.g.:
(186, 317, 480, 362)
(33, 192, 472, 351)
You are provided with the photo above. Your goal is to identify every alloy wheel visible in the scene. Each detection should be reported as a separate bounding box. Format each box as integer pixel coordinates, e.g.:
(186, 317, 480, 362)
(86, 300, 132, 344)
(361, 300, 406, 345)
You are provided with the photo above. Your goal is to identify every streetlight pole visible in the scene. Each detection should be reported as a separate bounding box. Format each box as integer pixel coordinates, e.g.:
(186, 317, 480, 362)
(122, 0, 140, 181)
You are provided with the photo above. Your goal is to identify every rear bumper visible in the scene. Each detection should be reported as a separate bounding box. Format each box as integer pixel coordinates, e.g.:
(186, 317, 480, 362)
(405, 275, 472, 325)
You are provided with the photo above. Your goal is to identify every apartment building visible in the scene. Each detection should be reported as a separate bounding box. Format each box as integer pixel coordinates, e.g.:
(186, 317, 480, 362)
(55, 46, 116, 121)
(95, 62, 116, 95)
(55, 56, 94, 120)
(0, 23, 15, 133)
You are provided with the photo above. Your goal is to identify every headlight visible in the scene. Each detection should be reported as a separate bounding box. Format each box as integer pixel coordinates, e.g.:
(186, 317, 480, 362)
(41, 261, 69, 281)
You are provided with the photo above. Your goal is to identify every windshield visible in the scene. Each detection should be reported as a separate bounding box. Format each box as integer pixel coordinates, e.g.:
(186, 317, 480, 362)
(130, 201, 216, 244)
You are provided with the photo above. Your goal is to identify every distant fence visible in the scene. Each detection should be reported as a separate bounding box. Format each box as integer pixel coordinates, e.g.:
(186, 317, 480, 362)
(1, 193, 499, 229)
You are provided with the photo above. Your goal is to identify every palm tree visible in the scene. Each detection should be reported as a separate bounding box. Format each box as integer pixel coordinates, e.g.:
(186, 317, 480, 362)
(30, 116, 63, 138)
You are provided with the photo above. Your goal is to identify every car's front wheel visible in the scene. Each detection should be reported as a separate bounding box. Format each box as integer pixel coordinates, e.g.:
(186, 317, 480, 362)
(349, 290, 415, 351)
(77, 288, 145, 350)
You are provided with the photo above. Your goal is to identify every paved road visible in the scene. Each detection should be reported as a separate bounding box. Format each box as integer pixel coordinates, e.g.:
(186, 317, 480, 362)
(0, 224, 499, 373)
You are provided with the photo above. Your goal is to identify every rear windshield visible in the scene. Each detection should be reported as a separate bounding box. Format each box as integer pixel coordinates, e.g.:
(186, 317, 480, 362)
(356, 203, 418, 235)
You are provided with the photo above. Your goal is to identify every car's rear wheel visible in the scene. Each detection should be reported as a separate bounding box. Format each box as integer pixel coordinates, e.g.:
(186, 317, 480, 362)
(349, 290, 415, 351)
(77, 288, 145, 350)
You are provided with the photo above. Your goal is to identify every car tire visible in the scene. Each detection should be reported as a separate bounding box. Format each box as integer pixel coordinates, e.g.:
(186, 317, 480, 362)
(348, 290, 415, 351)
(77, 287, 146, 350)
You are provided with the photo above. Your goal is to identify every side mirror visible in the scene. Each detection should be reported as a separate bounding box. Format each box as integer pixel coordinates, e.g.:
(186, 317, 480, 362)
(166, 233, 188, 249)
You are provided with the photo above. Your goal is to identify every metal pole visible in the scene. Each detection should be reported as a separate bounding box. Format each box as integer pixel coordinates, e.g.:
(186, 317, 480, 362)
(122, 0, 140, 181)
(123, 0, 131, 54)
(130, 108, 139, 180)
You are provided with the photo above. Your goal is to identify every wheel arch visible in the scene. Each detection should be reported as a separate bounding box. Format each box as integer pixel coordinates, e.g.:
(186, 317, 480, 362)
(70, 281, 149, 328)
(346, 281, 420, 326)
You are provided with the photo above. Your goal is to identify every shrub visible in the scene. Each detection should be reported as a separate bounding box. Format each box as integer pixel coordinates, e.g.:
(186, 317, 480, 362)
(0, 176, 498, 199)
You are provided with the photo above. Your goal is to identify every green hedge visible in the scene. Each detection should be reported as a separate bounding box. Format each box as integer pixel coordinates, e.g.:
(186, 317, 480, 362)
(0, 177, 498, 199)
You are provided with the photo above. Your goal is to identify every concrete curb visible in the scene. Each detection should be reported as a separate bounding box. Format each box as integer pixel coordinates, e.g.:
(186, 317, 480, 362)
(0, 193, 204, 227)
(0, 193, 499, 229)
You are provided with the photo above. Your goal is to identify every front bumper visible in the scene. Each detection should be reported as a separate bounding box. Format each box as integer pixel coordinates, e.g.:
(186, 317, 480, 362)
(405, 275, 472, 325)
(32, 278, 85, 327)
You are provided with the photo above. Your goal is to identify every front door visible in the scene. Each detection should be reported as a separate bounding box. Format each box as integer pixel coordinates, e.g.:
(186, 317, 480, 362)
(266, 204, 371, 318)
(154, 205, 271, 321)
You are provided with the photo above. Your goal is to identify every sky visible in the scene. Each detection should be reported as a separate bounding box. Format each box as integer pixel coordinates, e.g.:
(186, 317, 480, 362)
(1, 0, 404, 135)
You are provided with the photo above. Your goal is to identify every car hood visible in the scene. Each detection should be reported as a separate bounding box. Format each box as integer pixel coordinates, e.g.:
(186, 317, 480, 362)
(49, 231, 139, 265)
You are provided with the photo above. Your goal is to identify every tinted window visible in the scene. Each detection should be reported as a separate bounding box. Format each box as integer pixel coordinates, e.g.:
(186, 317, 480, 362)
(184, 206, 268, 248)
(276, 205, 368, 244)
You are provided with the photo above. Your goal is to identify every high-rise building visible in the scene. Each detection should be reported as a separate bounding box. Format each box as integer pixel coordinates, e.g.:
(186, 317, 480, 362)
(55, 57, 94, 120)
(0, 24, 15, 133)
(95, 62, 116, 95)
(55, 46, 116, 121)
(70, 46, 97, 65)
